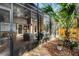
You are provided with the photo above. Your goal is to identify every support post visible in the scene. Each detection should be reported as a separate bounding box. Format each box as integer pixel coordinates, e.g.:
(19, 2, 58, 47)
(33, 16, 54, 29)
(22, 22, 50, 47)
(30, 10, 32, 33)
(9, 3, 14, 56)
(49, 17, 52, 35)
(0, 22, 1, 45)
(37, 3, 40, 41)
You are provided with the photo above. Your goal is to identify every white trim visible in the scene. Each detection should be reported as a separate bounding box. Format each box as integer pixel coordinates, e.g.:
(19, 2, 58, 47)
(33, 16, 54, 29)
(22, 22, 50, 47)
(26, 3, 42, 12)
(0, 5, 10, 11)
(0, 22, 16, 32)
(16, 3, 44, 16)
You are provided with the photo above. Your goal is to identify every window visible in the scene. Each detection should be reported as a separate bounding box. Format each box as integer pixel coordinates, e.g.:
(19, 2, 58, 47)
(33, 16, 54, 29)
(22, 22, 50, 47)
(0, 14, 4, 22)
(0, 9, 9, 22)
(18, 25, 22, 34)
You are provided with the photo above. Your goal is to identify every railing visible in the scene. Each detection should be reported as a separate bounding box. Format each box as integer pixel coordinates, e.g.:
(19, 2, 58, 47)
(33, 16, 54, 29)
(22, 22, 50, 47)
(0, 22, 16, 32)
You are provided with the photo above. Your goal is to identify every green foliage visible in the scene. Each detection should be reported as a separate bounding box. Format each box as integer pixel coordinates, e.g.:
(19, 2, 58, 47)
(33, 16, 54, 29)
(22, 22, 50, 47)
(60, 3, 76, 15)
(71, 42, 78, 48)
(58, 3, 76, 28)
(42, 3, 77, 29)
(42, 5, 53, 15)
(63, 39, 78, 49)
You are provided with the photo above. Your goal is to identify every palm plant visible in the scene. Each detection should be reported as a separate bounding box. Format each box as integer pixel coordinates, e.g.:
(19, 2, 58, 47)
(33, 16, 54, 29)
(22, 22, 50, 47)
(41, 4, 57, 35)
(42, 3, 77, 40)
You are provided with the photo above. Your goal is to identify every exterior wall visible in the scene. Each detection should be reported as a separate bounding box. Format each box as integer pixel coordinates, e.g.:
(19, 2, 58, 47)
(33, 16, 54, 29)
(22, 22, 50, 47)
(43, 15, 50, 33)
(14, 18, 27, 34)
(39, 16, 44, 32)
(13, 4, 28, 40)
(32, 19, 37, 34)
(14, 18, 27, 25)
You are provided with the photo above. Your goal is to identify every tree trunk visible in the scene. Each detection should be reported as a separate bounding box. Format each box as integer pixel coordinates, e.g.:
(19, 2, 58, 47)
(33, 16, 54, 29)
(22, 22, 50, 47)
(65, 28, 70, 40)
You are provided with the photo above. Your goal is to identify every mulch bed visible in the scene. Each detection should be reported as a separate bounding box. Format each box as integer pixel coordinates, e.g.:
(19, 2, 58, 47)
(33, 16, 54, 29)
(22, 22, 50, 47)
(43, 40, 79, 56)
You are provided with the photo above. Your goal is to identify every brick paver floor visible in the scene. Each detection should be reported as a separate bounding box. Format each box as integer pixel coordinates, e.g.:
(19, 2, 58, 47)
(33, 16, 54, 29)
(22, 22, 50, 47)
(23, 45, 51, 56)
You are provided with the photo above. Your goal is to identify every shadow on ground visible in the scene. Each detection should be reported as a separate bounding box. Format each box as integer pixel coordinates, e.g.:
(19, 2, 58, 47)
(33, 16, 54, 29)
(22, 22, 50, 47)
(13, 40, 40, 56)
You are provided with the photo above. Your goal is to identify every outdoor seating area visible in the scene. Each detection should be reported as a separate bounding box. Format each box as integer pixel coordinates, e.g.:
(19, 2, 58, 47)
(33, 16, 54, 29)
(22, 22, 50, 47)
(0, 3, 79, 56)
